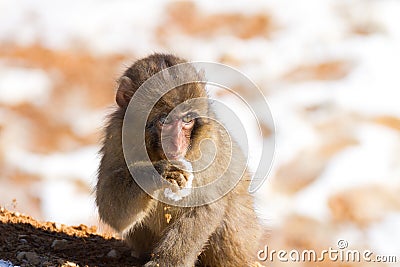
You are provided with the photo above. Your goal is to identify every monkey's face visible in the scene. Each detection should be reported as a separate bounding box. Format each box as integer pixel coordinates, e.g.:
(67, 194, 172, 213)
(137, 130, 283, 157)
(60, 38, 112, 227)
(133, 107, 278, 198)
(145, 86, 208, 162)
(154, 111, 195, 160)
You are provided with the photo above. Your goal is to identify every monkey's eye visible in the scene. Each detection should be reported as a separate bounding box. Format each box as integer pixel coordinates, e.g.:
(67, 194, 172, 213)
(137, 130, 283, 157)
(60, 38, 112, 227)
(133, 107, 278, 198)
(159, 116, 166, 124)
(158, 115, 172, 125)
(182, 113, 196, 124)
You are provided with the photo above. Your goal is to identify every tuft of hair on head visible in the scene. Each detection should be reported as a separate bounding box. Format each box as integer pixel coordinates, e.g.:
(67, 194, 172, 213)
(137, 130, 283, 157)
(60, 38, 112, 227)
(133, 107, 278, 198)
(116, 53, 206, 108)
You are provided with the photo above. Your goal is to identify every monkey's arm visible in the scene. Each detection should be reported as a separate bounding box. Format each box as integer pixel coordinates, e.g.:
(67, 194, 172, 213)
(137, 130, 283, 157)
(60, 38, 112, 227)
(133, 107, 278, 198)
(96, 161, 167, 233)
(145, 202, 227, 267)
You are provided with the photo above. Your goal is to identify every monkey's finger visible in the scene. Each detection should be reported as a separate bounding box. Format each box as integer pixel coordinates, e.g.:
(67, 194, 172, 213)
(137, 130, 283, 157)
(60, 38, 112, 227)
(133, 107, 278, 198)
(175, 174, 187, 188)
(166, 179, 180, 193)
(164, 171, 180, 180)
(166, 178, 178, 185)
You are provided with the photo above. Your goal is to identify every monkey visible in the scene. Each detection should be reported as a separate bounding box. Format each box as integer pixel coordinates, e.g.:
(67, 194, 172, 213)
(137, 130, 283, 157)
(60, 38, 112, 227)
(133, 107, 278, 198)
(95, 53, 261, 267)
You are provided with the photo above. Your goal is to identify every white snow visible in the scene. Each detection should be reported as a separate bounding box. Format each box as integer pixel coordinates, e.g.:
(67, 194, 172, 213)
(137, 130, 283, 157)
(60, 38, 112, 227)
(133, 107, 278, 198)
(41, 179, 96, 225)
(366, 213, 400, 256)
(0, 66, 53, 105)
(0, 260, 16, 267)
(6, 146, 99, 181)
(0, 0, 167, 55)
(4, 146, 99, 225)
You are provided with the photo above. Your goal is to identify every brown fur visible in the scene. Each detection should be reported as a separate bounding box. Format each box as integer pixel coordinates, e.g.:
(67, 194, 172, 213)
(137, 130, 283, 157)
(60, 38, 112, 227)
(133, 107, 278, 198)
(95, 53, 261, 266)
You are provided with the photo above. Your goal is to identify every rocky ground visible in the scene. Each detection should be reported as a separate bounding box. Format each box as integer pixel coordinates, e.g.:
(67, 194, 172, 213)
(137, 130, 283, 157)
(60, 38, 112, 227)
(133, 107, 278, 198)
(0, 207, 140, 267)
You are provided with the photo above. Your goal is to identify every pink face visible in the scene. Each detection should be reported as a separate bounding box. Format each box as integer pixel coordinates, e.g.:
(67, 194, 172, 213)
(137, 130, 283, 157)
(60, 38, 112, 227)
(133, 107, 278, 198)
(156, 112, 196, 160)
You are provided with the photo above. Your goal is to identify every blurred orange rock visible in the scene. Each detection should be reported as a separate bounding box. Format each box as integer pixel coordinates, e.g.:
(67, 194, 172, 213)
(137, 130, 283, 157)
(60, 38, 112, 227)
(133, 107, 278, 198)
(0, 45, 126, 108)
(273, 150, 327, 194)
(372, 116, 400, 132)
(283, 60, 353, 82)
(0, 45, 128, 153)
(273, 136, 357, 194)
(9, 103, 97, 153)
(159, 1, 274, 40)
(328, 185, 400, 226)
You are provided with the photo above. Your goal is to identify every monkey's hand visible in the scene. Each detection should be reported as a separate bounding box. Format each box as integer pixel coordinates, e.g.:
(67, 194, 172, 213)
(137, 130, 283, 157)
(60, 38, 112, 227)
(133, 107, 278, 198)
(154, 159, 192, 189)
(153, 159, 193, 201)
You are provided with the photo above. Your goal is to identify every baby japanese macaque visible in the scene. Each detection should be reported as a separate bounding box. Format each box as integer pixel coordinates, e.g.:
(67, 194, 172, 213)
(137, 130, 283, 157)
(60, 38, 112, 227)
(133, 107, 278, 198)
(96, 54, 261, 266)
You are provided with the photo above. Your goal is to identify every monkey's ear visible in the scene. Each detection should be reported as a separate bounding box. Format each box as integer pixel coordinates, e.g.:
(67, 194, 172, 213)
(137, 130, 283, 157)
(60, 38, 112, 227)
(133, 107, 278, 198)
(116, 76, 133, 108)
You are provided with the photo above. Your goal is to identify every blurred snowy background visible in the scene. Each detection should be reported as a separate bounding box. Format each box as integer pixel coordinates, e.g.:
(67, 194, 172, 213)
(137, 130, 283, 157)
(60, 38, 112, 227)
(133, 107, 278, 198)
(0, 0, 400, 266)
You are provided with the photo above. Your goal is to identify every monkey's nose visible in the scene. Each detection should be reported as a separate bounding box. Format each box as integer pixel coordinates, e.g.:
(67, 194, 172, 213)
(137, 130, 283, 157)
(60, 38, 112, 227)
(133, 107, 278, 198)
(163, 141, 180, 155)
